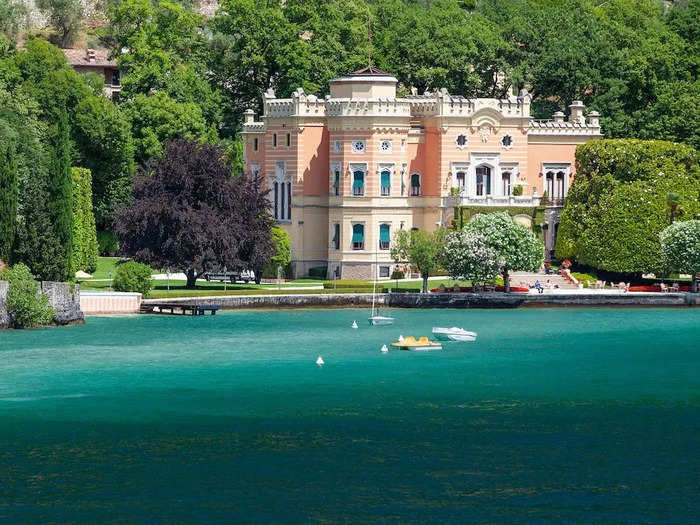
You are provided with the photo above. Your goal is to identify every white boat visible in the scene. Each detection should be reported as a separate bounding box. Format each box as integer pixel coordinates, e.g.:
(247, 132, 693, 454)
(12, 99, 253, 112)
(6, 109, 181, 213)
(432, 327, 478, 342)
(368, 315, 394, 326)
(368, 247, 394, 326)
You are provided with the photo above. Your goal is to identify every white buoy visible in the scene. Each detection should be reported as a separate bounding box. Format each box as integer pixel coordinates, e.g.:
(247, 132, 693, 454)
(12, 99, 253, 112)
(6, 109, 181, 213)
(351, 320, 358, 329)
(381, 344, 388, 353)
(316, 356, 324, 366)
(398, 334, 405, 342)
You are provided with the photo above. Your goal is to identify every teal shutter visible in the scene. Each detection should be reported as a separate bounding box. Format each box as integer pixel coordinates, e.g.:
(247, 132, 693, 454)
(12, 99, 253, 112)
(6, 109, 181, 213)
(379, 224, 390, 243)
(353, 171, 364, 189)
(352, 224, 364, 243)
(411, 173, 420, 187)
(381, 171, 390, 189)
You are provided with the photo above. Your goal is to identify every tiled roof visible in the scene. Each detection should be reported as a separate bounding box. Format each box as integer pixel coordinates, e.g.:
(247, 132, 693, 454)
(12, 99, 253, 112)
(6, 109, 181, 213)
(348, 66, 392, 76)
(63, 49, 117, 68)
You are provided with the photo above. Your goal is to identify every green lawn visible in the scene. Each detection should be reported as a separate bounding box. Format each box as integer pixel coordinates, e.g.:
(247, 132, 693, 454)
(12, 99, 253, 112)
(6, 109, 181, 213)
(91, 257, 121, 280)
(81, 257, 483, 298)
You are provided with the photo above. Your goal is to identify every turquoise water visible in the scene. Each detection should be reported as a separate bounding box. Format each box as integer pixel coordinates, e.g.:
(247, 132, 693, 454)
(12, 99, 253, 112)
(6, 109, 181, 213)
(1, 308, 699, 523)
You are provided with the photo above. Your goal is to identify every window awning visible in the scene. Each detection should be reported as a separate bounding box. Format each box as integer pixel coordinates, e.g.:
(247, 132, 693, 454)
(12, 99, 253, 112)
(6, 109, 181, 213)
(381, 171, 390, 188)
(379, 224, 390, 243)
(352, 224, 364, 243)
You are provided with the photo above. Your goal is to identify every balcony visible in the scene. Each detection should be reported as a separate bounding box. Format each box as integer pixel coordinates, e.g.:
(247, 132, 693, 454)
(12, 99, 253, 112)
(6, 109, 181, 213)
(447, 192, 542, 207)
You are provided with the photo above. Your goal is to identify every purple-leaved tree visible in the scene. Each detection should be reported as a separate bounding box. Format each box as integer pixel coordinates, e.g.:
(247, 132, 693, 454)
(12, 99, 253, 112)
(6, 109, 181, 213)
(116, 139, 274, 288)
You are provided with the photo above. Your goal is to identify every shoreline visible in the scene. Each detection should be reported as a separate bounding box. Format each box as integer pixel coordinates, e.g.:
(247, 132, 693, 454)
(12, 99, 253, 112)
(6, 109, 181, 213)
(127, 291, 698, 315)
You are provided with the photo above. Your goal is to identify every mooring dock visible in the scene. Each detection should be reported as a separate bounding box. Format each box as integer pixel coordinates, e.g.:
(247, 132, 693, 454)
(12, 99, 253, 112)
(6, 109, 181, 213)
(140, 303, 220, 316)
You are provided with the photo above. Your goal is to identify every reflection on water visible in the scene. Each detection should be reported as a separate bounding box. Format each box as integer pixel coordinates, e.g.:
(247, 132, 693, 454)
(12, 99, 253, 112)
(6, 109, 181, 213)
(1, 308, 699, 523)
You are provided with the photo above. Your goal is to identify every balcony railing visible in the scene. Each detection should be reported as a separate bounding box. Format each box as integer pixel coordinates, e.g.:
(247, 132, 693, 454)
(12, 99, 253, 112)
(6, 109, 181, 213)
(449, 193, 542, 206)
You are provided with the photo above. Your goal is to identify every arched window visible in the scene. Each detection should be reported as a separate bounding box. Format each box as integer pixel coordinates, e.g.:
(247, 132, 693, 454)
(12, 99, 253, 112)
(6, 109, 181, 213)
(410, 173, 421, 196)
(502, 171, 511, 196)
(556, 171, 565, 199)
(380, 170, 391, 196)
(379, 224, 391, 250)
(545, 171, 555, 197)
(352, 224, 364, 250)
(352, 170, 365, 196)
(333, 168, 341, 196)
(475, 166, 491, 196)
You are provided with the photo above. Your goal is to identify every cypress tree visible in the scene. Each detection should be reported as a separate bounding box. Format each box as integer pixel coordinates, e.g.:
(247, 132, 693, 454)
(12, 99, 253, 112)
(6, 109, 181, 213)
(71, 167, 99, 274)
(14, 173, 65, 281)
(46, 107, 74, 280)
(0, 139, 18, 263)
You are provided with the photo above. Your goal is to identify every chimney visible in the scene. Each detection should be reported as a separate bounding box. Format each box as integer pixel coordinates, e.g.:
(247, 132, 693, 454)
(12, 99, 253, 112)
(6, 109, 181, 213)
(587, 110, 600, 127)
(568, 100, 585, 125)
(86, 49, 96, 63)
(244, 109, 255, 124)
(553, 111, 565, 123)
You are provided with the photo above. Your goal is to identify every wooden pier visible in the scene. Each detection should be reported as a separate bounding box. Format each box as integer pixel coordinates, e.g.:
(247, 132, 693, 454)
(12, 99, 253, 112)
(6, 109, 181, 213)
(140, 303, 220, 316)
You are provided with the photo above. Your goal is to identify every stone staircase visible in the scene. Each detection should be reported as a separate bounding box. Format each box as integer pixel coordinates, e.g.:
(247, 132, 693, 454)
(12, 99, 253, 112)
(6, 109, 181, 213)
(510, 272, 579, 290)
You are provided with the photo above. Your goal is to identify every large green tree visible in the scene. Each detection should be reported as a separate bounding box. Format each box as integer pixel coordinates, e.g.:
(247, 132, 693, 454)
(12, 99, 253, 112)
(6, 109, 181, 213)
(391, 228, 446, 293)
(122, 91, 209, 164)
(556, 139, 700, 275)
(73, 96, 135, 229)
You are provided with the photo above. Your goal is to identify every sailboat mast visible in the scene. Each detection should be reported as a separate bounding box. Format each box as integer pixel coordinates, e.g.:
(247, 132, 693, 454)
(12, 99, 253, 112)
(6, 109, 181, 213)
(371, 246, 377, 316)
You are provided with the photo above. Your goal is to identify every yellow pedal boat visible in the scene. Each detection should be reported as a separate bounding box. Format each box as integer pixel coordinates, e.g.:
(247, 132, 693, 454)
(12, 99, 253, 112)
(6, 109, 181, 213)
(390, 336, 443, 351)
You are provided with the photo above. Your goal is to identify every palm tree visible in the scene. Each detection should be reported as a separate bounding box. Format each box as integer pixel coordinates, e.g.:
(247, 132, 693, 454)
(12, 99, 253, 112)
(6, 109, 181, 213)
(666, 193, 680, 224)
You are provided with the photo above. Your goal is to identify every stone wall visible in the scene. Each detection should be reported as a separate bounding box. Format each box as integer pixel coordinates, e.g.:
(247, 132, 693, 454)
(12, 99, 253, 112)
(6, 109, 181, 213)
(0, 280, 84, 328)
(0, 281, 9, 328)
(141, 291, 697, 311)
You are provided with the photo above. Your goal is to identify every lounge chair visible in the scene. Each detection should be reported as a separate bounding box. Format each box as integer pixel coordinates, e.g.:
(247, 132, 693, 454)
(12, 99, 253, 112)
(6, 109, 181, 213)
(660, 283, 668, 293)
(670, 282, 680, 292)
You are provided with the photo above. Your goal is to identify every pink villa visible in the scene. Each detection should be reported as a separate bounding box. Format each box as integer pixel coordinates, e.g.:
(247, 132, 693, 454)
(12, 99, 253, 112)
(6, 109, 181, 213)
(243, 67, 601, 279)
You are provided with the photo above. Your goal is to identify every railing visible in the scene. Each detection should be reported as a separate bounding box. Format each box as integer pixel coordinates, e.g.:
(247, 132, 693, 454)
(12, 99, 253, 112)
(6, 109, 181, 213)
(451, 194, 542, 206)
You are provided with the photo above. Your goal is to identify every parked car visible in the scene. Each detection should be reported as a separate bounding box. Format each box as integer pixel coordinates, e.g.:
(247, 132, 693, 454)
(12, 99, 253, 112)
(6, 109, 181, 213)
(202, 270, 255, 283)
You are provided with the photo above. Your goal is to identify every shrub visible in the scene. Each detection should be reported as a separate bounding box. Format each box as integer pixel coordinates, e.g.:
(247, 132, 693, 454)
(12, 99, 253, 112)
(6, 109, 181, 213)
(556, 139, 700, 274)
(112, 260, 153, 296)
(390, 269, 404, 280)
(1, 263, 55, 328)
(97, 231, 119, 256)
(512, 185, 524, 196)
(309, 266, 328, 279)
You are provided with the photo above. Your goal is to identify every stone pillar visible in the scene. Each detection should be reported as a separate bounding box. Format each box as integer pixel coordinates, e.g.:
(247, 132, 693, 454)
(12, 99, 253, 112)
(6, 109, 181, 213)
(244, 109, 255, 124)
(568, 101, 585, 125)
(587, 110, 600, 127)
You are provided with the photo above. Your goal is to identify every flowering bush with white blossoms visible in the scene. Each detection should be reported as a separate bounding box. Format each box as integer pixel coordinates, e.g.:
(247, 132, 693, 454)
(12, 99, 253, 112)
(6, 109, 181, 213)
(660, 219, 700, 292)
(441, 230, 503, 286)
(465, 212, 544, 291)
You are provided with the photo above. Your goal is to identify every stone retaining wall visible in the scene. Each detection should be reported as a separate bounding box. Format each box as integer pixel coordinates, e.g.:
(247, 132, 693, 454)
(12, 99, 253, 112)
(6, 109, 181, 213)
(143, 293, 379, 309)
(0, 281, 84, 328)
(142, 291, 696, 311)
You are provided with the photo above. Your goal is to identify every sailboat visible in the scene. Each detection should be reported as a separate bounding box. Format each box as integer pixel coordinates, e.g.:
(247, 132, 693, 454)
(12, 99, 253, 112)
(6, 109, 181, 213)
(368, 239, 395, 326)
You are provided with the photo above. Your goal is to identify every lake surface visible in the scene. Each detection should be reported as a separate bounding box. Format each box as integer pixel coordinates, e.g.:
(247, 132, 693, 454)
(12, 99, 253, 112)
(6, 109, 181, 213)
(1, 308, 699, 523)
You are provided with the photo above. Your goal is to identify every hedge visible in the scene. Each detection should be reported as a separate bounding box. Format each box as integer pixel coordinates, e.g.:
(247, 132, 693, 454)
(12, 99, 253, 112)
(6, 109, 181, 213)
(71, 168, 99, 273)
(556, 139, 700, 274)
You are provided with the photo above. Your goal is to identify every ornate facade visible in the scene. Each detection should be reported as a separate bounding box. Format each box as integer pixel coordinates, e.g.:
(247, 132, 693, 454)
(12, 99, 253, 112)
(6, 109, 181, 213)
(243, 67, 601, 279)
